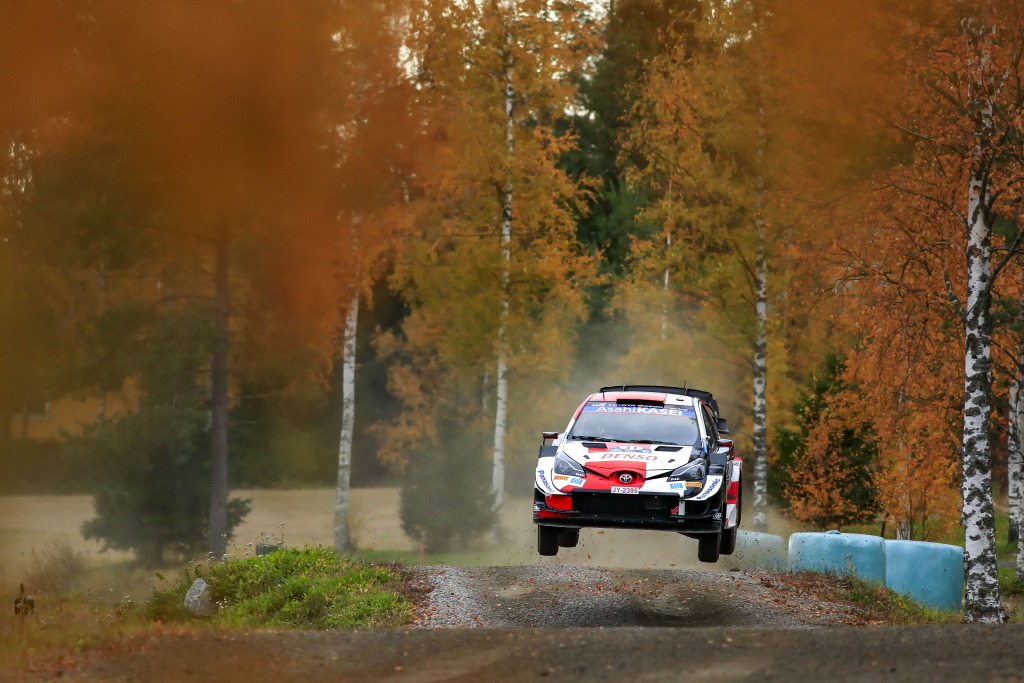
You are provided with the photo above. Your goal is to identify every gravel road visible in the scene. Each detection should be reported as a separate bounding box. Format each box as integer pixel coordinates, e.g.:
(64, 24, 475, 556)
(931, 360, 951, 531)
(11, 564, 1024, 682)
(16, 622, 1024, 682)
(412, 564, 858, 629)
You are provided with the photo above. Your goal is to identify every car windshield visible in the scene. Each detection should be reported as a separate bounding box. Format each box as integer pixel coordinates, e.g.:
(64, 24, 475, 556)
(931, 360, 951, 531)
(569, 401, 701, 446)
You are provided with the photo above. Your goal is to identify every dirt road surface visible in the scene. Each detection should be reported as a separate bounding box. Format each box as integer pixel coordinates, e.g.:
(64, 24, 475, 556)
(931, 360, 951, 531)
(10, 564, 1024, 683)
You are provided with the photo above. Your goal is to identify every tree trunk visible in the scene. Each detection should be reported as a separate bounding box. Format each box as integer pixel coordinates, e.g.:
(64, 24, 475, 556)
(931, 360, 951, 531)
(334, 289, 358, 552)
(208, 234, 230, 558)
(660, 178, 672, 343)
(751, 222, 769, 532)
(1009, 376, 1022, 546)
(960, 164, 1004, 622)
(491, 12, 514, 517)
(1014, 346, 1024, 583)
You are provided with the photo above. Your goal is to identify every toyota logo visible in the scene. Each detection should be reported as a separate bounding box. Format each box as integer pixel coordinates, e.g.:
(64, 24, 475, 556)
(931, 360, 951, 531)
(618, 473, 634, 484)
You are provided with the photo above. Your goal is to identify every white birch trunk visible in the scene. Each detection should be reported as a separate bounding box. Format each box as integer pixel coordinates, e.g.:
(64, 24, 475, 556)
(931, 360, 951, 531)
(1013, 353, 1024, 582)
(660, 233, 671, 341)
(751, 221, 769, 532)
(334, 291, 358, 552)
(335, 215, 361, 552)
(961, 167, 1003, 621)
(661, 179, 673, 342)
(959, 11, 1005, 622)
(491, 12, 514, 516)
(1008, 377, 1021, 547)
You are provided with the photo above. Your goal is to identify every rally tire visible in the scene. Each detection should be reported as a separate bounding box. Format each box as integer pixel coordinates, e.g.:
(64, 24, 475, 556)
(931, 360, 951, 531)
(720, 526, 737, 555)
(698, 532, 721, 563)
(557, 529, 580, 548)
(538, 525, 560, 556)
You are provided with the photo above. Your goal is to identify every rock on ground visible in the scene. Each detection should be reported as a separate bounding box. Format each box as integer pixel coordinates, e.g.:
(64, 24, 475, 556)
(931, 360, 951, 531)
(183, 578, 214, 617)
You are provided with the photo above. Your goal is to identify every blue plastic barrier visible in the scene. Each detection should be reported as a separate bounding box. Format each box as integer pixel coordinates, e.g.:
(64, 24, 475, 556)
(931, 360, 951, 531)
(726, 531, 786, 572)
(885, 540, 963, 613)
(788, 531, 886, 583)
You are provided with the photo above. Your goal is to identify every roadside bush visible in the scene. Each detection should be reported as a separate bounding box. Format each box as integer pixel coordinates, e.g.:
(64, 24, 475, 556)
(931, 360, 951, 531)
(399, 418, 497, 552)
(70, 406, 250, 567)
(147, 546, 410, 629)
(24, 541, 87, 593)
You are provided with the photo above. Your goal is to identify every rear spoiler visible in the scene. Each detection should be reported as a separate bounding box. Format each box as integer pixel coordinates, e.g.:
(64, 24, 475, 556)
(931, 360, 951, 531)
(599, 384, 722, 420)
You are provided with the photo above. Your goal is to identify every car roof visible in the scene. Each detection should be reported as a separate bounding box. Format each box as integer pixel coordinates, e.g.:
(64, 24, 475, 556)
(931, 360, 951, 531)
(597, 385, 720, 418)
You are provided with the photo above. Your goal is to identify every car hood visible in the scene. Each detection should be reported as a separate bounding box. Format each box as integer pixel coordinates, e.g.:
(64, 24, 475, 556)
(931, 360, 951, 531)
(560, 440, 697, 476)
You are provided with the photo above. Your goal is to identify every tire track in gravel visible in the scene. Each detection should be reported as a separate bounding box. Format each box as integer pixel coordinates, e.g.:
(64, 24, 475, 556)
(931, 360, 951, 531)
(413, 565, 859, 629)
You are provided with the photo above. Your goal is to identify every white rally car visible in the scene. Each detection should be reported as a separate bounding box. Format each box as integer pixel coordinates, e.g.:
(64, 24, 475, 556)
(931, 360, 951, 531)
(533, 385, 741, 563)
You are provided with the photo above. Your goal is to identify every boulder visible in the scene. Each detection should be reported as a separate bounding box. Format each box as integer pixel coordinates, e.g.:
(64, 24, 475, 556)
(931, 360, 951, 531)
(183, 578, 215, 617)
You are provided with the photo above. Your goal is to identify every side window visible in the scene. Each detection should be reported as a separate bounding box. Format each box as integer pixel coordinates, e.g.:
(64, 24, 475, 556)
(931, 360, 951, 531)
(702, 405, 718, 442)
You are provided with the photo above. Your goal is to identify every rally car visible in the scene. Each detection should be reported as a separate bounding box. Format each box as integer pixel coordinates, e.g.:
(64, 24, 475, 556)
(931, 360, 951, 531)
(533, 385, 741, 563)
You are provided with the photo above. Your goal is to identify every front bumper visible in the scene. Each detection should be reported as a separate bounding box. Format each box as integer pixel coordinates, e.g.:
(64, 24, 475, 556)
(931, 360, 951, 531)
(533, 488, 723, 534)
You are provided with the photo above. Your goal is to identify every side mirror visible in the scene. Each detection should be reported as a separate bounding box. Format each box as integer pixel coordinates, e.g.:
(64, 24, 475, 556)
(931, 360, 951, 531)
(542, 431, 559, 446)
(716, 419, 730, 434)
(716, 438, 734, 456)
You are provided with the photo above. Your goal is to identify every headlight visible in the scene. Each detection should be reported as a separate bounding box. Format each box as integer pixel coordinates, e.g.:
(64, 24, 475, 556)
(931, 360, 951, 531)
(668, 458, 706, 482)
(554, 452, 585, 478)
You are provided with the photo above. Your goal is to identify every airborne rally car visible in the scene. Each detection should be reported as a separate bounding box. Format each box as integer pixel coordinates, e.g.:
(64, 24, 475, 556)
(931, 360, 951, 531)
(533, 385, 741, 563)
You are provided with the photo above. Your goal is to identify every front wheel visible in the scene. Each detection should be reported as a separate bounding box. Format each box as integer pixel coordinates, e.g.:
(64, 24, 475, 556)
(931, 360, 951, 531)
(558, 529, 579, 548)
(698, 532, 721, 563)
(538, 525, 559, 556)
(719, 526, 737, 555)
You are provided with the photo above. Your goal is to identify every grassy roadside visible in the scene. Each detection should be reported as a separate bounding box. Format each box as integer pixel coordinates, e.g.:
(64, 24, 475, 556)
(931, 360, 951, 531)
(766, 572, 963, 626)
(2, 546, 413, 675)
(146, 546, 411, 629)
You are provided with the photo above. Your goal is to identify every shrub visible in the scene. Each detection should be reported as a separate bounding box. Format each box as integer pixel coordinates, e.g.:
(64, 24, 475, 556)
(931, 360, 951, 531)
(399, 419, 497, 552)
(24, 541, 87, 593)
(70, 406, 250, 566)
(147, 546, 410, 629)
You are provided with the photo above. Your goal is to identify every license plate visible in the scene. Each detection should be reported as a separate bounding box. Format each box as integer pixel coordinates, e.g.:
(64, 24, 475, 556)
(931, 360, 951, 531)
(611, 486, 639, 494)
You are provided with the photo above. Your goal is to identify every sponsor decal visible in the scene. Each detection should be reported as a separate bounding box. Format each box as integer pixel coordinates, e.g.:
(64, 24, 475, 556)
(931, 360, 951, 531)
(553, 475, 570, 482)
(554, 475, 585, 488)
(569, 477, 585, 486)
(610, 486, 640, 494)
(608, 445, 652, 453)
(600, 452, 656, 461)
(712, 512, 722, 520)
(669, 482, 685, 490)
(669, 481, 703, 490)
(692, 476, 723, 500)
(537, 470, 554, 493)
(582, 402, 696, 417)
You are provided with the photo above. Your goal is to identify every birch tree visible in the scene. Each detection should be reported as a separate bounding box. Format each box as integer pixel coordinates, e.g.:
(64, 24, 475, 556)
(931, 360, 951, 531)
(623, 0, 790, 531)
(819, 0, 1024, 622)
(380, 0, 598, 547)
(334, 216, 360, 552)
(1009, 370, 1022, 547)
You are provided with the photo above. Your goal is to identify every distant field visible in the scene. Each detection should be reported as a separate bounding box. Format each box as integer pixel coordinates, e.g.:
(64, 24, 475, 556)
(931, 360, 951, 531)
(0, 488, 798, 589)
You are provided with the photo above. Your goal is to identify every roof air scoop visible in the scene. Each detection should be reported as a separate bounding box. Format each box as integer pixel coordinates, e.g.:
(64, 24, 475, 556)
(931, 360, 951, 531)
(616, 398, 664, 408)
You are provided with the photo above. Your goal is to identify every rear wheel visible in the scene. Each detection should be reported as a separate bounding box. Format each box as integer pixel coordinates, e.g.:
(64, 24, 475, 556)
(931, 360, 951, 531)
(719, 526, 737, 555)
(557, 529, 580, 548)
(698, 532, 721, 563)
(538, 525, 559, 556)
